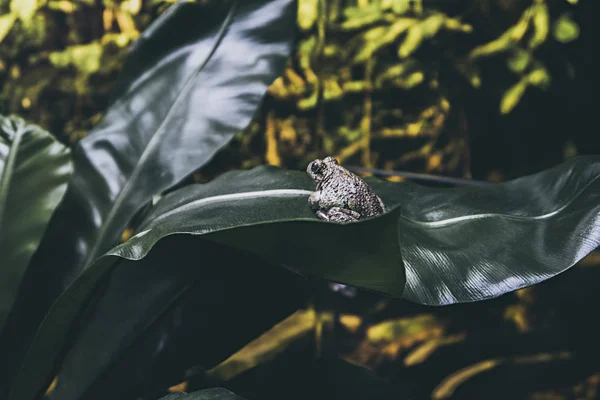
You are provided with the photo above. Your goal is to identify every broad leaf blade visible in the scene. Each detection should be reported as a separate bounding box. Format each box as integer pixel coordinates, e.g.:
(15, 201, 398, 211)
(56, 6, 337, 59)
(15, 157, 600, 399)
(0, 115, 72, 332)
(40, 0, 297, 284)
(120, 166, 405, 295)
(10, 167, 402, 400)
(0, 0, 296, 394)
(132, 155, 600, 304)
(368, 155, 600, 305)
(50, 239, 309, 400)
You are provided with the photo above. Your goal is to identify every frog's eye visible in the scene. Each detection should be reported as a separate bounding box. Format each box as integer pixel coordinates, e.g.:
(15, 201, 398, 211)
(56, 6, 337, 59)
(310, 161, 320, 173)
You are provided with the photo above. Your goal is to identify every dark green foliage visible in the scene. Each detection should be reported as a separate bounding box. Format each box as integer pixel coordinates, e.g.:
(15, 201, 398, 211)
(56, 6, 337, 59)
(0, 116, 72, 331)
(0, 1, 599, 400)
(0, 0, 298, 398)
(13, 156, 600, 399)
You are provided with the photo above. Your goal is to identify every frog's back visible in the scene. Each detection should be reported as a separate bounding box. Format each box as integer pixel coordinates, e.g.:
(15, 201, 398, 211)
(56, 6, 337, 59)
(352, 177, 385, 217)
(330, 167, 385, 218)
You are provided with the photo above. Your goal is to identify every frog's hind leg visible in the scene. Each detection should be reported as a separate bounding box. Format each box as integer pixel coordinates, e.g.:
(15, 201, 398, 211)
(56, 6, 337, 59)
(315, 210, 330, 221)
(326, 207, 361, 223)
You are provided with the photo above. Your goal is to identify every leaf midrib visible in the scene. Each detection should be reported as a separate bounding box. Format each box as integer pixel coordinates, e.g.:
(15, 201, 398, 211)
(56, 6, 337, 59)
(401, 173, 600, 228)
(147, 189, 315, 228)
(0, 120, 25, 230)
(82, 1, 239, 270)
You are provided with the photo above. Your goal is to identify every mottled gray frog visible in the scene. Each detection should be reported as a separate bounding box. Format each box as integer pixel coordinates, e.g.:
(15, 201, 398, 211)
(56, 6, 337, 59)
(306, 156, 386, 223)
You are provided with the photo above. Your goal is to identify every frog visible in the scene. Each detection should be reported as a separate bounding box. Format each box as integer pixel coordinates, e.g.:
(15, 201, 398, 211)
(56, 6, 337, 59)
(306, 156, 387, 223)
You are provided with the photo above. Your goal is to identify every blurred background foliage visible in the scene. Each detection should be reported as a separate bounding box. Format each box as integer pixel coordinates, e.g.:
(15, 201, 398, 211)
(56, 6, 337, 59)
(1, 0, 591, 180)
(2, 0, 600, 399)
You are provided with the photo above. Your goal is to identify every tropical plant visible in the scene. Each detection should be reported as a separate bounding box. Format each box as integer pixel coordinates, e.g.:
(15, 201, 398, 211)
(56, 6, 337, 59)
(0, 1, 598, 400)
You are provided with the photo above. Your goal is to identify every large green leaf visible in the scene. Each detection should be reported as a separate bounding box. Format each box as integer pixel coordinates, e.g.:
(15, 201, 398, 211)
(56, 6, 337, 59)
(0, 115, 72, 332)
(157, 388, 247, 400)
(62, 0, 296, 272)
(370, 155, 600, 305)
(0, 0, 296, 394)
(49, 240, 309, 400)
(12, 156, 600, 399)
(125, 155, 600, 305)
(117, 166, 405, 295)
(10, 167, 402, 400)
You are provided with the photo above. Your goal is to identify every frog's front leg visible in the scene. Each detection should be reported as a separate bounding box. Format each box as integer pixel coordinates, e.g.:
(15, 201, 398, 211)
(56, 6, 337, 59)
(308, 191, 322, 210)
(317, 207, 361, 223)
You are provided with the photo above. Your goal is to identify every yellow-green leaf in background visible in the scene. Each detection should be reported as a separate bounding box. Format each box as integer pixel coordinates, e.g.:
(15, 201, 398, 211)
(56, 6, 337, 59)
(341, 5, 383, 31)
(528, 4, 549, 49)
(343, 3, 379, 19)
(120, 0, 141, 15)
(398, 14, 468, 59)
(297, 35, 316, 71)
(444, 17, 472, 33)
(375, 59, 418, 87)
(381, 0, 410, 15)
(0, 14, 17, 43)
(47, 1, 78, 13)
(367, 314, 441, 343)
(395, 1, 410, 14)
(206, 310, 318, 382)
(510, 7, 533, 42)
(394, 71, 424, 89)
(553, 14, 580, 43)
(506, 48, 531, 74)
(455, 61, 481, 88)
(382, 17, 416, 41)
(527, 67, 551, 88)
(500, 78, 528, 114)
(469, 30, 513, 59)
(49, 42, 103, 74)
(398, 24, 422, 58)
(297, 0, 318, 31)
(101, 32, 133, 48)
(361, 25, 388, 42)
(353, 18, 415, 63)
(419, 14, 445, 37)
(297, 90, 318, 110)
(323, 78, 343, 101)
(9, 0, 37, 23)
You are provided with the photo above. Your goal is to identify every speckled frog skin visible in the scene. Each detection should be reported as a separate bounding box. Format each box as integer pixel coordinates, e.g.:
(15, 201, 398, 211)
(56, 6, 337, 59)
(306, 156, 387, 223)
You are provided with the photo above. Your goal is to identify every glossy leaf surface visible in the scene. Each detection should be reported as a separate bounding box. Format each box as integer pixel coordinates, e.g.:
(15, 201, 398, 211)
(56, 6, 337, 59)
(369, 155, 600, 305)
(34, 0, 297, 288)
(13, 156, 600, 399)
(132, 156, 600, 306)
(0, 1, 296, 395)
(0, 115, 72, 332)
(12, 166, 401, 400)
